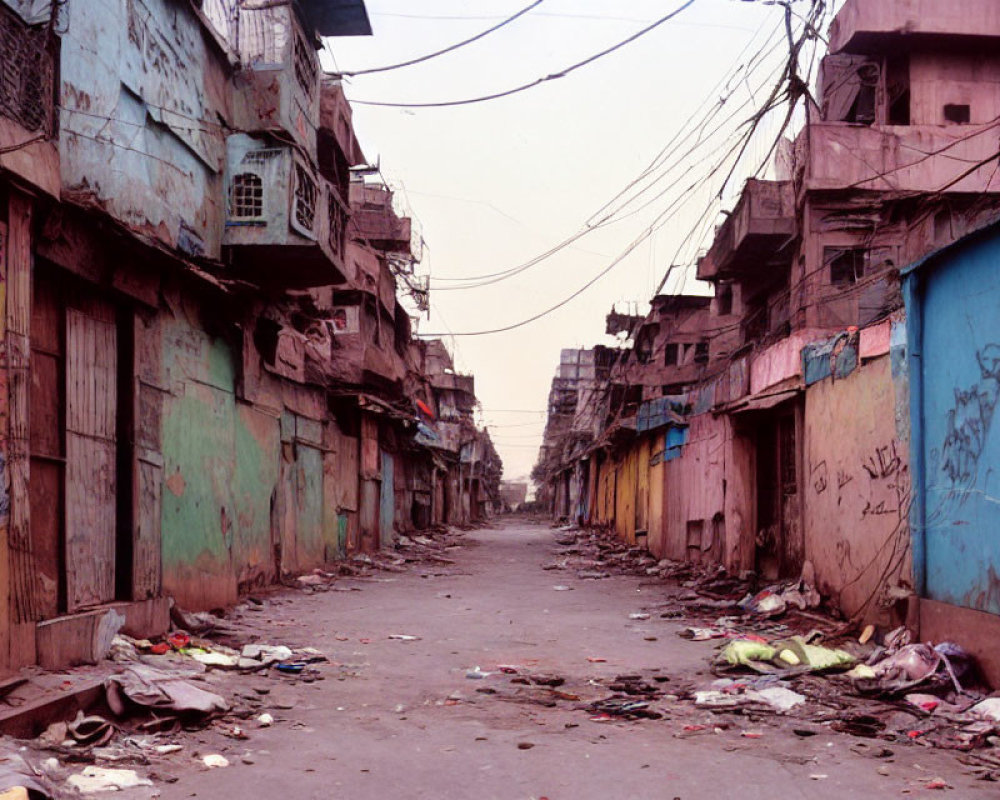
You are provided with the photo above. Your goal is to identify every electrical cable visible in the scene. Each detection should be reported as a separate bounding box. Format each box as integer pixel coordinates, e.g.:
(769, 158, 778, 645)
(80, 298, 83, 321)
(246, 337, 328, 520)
(334, 1, 544, 77)
(429, 20, 788, 292)
(349, 0, 697, 108)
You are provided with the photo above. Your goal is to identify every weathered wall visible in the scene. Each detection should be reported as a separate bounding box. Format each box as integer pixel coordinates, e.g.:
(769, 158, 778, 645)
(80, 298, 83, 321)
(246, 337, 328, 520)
(804, 354, 911, 621)
(659, 415, 728, 564)
(59, 0, 229, 258)
(158, 294, 280, 609)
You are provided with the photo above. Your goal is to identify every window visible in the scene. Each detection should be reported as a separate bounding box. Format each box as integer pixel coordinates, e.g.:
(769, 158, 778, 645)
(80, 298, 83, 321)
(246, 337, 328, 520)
(293, 163, 317, 234)
(826, 246, 896, 287)
(716, 285, 732, 316)
(229, 173, 263, 220)
(328, 192, 347, 258)
(694, 341, 709, 365)
(944, 104, 971, 124)
(293, 34, 316, 98)
(664, 342, 679, 366)
(827, 247, 865, 286)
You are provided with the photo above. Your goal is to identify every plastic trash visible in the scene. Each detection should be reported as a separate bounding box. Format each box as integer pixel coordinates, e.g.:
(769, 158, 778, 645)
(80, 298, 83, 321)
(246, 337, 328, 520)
(628, 613, 650, 620)
(721, 640, 777, 667)
(739, 589, 786, 618)
(466, 666, 491, 680)
(388, 634, 421, 641)
(257, 713, 274, 727)
(202, 754, 230, 768)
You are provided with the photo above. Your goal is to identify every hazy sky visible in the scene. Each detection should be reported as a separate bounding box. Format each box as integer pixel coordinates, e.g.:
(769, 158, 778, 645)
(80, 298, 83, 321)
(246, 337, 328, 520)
(325, 0, 825, 480)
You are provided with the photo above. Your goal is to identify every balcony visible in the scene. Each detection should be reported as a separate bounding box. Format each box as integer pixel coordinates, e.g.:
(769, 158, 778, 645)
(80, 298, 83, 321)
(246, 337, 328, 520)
(349, 182, 414, 255)
(697, 179, 795, 281)
(231, 3, 321, 159)
(800, 123, 1000, 195)
(223, 134, 348, 287)
(429, 372, 475, 400)
(829, 0, 1000, 55)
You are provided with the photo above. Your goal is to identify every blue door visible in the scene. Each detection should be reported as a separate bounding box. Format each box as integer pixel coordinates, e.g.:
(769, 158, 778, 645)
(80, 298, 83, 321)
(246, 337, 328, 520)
(913, 235, 1000, 613)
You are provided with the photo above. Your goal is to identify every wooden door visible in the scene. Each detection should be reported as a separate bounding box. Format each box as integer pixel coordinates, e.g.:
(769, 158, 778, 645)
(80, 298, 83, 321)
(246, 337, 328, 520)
(29, 272, 64, 618)
(65, 307, 118, 611)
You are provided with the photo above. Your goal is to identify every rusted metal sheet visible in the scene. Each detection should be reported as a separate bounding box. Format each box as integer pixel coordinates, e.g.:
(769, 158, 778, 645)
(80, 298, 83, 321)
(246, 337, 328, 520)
(60, 0, 227, 258)
(359, 478, 379, 550)
(65, 307, 118, 611)
(635, 438, 651, 535)
(360, 412, 379, 479)
(379, 450, 394, 546)
(328, 423, 359, 512)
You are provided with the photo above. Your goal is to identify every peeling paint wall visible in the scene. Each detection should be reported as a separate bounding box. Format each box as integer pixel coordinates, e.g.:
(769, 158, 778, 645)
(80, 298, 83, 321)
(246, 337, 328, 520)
(804, 354, 912, 622)
(59, 0, 229, 258)
(658, 414, 728, 565)
(158, 295, 280, 609)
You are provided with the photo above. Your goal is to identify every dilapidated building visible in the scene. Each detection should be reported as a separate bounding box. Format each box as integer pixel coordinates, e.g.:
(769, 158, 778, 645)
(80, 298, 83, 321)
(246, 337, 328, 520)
(536, 0, 1000, 684)
(0, 0, 498, 674)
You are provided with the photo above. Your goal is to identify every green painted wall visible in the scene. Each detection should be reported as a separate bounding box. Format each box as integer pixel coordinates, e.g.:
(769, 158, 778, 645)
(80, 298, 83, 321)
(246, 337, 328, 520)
(158, 311, 279, 609)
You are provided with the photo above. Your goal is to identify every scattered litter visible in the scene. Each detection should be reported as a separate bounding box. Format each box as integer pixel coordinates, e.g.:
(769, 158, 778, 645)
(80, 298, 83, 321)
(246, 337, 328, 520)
(66, 767, 152, 793)
(257, 713, 274, 727)
(202, 754, 230, 769)
(970, 698, 1000, 722)
(388, 634, 421, 641)
(552, 586, 572, 592)
(628, 613, 650, 621)
(106, 666, 229, 716)
(466, 667, 491, 680)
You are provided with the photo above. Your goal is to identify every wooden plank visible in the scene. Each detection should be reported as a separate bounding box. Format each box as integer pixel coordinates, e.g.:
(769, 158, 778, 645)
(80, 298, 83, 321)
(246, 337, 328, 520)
(7, 191, 37, 623)
(65, 309, 117, 612)
(65, 435, 116, 610)
(132, 459, 162, 599)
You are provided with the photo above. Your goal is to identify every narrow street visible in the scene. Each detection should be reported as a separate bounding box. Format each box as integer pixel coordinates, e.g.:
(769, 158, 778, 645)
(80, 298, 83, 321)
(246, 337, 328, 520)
(139, 520, 990, 799)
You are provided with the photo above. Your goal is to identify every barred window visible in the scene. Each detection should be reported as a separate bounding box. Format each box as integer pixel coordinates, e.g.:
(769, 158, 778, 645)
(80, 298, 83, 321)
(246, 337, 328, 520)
(293, 34, 316, 98)
(230, 172, 263, 219)
(328, 193, 347, 257)
(0, 5, 54, 134)
(294, 164, 317, 232)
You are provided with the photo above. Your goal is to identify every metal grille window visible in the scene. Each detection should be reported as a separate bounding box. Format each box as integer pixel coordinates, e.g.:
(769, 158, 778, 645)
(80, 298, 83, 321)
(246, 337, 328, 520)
(294, 164, 317, 233)
(0, 5, 54, 134)
(328, 192, 347, 258)
(230, 173, 264, 220)
(293, 34, 316, 98)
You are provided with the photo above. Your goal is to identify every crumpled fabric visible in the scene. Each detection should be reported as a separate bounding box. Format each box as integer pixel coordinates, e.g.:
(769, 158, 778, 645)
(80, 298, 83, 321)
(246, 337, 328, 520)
(105, 665, 229, 716)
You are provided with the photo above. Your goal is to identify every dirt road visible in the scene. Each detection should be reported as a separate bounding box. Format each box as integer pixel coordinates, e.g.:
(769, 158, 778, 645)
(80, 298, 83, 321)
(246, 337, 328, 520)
(152, 521, 991, 799)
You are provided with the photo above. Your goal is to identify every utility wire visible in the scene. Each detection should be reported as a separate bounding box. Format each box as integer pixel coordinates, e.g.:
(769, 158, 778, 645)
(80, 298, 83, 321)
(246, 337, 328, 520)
(429, 19, 786, 290)
(350, 0, 697, 108)
(335, 1, 544, 77)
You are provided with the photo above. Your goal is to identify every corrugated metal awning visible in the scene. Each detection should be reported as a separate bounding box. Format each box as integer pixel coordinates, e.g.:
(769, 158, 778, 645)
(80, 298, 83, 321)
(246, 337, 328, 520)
(727, 388, 800, 415)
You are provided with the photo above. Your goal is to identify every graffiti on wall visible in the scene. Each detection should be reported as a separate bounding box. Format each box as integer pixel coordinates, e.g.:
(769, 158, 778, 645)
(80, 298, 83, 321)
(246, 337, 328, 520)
(811, 439, 910, 520)
(939, 344, 1000, 488)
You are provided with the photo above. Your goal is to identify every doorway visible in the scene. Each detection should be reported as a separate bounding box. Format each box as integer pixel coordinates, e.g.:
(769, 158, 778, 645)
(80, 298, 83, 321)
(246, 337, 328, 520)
(29, 265, 133, 616)
(754, 404, 803, 580)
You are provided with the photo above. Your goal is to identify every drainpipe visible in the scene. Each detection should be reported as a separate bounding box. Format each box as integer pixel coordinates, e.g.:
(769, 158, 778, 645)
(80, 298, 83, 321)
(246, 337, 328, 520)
(904, 272, 927, 598)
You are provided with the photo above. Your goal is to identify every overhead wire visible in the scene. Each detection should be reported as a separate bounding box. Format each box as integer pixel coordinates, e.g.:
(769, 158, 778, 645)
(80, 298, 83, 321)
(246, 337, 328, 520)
(349, 0, 697, 108)
(334, 0, 544, 77)
(428, 17, 788, 292)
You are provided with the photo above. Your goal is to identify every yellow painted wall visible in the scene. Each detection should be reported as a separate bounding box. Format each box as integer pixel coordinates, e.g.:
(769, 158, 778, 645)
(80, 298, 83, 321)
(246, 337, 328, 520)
(803, 355, 910, 622)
